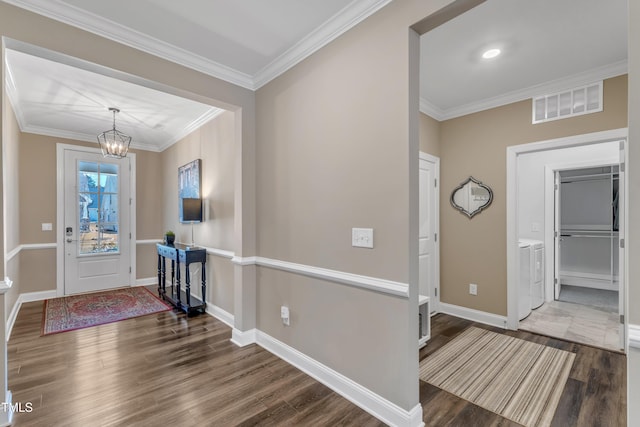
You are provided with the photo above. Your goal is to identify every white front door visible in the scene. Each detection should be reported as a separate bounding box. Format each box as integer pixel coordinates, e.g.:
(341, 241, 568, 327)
(419, 153, 439, 313)
(64, 148, 131, 295)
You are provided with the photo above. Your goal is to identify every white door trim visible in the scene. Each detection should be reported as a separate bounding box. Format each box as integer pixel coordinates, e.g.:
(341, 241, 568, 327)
(419, 151, 440, 312)
(506, 128, 628, 335)
(56, 143, 137, 297)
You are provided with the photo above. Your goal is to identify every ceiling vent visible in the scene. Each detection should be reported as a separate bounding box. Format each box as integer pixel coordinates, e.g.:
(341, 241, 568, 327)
(532, 81, 602, 124)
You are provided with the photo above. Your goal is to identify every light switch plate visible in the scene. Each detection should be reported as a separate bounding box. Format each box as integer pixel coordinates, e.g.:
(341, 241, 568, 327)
(280, 306, 290, 326)
(42, 223, 53, 231)
(352, 228, 374, 248)
(469, 283, 478, 295)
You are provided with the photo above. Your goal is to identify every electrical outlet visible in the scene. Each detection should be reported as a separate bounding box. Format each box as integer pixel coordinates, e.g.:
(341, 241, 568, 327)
(281, 306, 290, 326)
(469, 283, 478, 295)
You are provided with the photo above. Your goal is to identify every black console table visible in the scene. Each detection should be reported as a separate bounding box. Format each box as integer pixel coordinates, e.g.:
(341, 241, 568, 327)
(157, 243, 207, 316)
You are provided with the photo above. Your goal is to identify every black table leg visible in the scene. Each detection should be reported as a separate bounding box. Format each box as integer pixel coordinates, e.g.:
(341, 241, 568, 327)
(201, 262, 206, 313)
(161, 257, 167, 298)
(176, 259, 182, 307)
(185, 265, 191, 308)
(157, 254, 162, 296)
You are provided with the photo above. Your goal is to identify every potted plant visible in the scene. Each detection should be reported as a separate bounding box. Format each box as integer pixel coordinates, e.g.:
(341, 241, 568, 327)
(164, 230, 175, 245)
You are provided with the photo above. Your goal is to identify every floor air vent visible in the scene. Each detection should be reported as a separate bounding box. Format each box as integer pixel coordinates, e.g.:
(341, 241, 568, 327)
(532, 81, 602, 124)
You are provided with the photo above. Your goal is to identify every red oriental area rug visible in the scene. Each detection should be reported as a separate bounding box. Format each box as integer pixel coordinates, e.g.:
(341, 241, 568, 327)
(42, 287, 172, 335)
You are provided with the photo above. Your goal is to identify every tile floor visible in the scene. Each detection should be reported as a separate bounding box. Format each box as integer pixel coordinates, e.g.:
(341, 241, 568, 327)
(519, 299, 621, 352)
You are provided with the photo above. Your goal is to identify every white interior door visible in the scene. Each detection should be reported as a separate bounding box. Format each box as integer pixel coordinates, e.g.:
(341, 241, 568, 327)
(64, 149, 131, 295)
(553, 171, 561, 300)
(419, 153, 439, 313)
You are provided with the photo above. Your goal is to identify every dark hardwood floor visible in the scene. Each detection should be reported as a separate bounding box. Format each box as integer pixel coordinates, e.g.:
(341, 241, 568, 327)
(8, 301, 383, 426)
(8, 299, 626, 426)
(420, 314, 627, 427)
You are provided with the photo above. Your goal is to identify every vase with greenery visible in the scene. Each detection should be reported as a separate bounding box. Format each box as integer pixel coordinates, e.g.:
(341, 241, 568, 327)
(164, 230, 175, 245)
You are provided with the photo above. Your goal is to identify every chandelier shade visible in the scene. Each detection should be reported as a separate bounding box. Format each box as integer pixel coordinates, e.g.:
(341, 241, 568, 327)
(97, 107, 131, 159)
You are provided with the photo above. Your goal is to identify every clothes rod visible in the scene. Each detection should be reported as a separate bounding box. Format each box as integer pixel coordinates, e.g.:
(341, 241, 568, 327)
(560, 234, 616, 238)
(560, 173, 619, 183)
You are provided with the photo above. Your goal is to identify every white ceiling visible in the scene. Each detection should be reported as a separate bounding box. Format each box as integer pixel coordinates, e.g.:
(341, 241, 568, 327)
(420, 0, 628, 120)
(1, 0, 629, 151)
(3, 0, 390, 89)
(3, 0, 390, 151)
(5, 48, 223, 151)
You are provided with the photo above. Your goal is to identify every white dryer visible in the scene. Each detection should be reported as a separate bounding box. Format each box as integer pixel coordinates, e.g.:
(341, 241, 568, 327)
(520, 239, 545, 310)
(518, 241, 532, 320)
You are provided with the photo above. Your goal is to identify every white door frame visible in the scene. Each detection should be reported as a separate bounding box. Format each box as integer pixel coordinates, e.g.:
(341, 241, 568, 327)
(56, 143, 137, 296)
(419, 151, 440, 312)
(506, 128, 628, 349)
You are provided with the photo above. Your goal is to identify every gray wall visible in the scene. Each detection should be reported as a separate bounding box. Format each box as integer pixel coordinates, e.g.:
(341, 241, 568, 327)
(627, 0, 640, 424)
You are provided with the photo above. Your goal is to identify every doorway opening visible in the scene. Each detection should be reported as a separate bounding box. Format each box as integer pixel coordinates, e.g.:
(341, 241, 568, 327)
(520, 163, 622, 351)
(508, 130, 627, 352)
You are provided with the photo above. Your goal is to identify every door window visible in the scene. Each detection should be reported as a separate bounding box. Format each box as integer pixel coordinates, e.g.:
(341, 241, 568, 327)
(78, 161, 119, 255)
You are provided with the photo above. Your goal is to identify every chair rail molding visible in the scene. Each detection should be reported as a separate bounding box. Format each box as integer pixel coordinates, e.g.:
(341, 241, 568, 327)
(630, 324, 640, 349)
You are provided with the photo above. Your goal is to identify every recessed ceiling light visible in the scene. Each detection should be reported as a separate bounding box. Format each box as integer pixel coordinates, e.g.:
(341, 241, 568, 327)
(482, 48, 501, 59)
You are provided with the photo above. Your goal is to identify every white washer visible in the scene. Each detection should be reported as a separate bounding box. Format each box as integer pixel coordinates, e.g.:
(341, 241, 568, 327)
(518, 241, 532, 320)
(520, 239, 545, 310)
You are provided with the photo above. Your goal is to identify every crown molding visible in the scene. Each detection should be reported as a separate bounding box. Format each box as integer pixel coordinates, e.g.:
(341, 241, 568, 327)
(13, 107, 223, 153)
(156, 107, 226, 152)
(20, 124, 97, 145)
(4, 65, 29, 130)
(253, 0, 393, 89)
(18, 124, 163, 152)
(421, 60, 628, 121)
(419, 98, 445, 121)
(4, 0, 392, 91)
(1, 0, 255, 89)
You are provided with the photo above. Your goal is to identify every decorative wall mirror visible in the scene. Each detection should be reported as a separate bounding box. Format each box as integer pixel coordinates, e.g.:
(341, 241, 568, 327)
(450, 176, 493, 218)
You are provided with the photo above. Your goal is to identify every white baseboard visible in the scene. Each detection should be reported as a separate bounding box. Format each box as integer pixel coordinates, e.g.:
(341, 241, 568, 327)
(0, 390, 13, 426)
(6, 300, 21, 342)
(135, 277, 157, 286)
(256, 331, 423, 427)
(20, 290, 57, 303)
(6, 290, 57, 340)
(231, 328, 257, 347)
(559, 272, 618, 291)
(150, 280, 235, 328)
(438, 302, 508, 329)
(205, 303, 234, 328)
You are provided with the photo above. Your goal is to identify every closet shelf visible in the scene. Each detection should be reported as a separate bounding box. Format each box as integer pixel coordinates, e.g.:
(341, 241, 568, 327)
(558, 166, 619, 292)
(561, 229, 618, 237)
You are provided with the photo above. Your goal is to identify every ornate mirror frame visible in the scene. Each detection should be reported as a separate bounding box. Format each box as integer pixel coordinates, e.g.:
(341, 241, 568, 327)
(450, 176, 494, 218)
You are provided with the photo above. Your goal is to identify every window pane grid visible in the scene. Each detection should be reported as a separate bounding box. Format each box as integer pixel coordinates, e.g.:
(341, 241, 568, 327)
(78, 161, 120, 255)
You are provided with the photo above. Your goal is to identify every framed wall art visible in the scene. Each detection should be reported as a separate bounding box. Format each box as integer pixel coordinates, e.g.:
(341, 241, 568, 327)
(178, 159, 201, 223)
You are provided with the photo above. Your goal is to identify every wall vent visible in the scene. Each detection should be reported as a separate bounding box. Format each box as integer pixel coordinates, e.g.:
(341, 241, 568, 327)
(532, 81, 602, 124)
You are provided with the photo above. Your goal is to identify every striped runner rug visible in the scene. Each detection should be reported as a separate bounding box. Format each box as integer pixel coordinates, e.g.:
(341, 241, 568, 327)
(419, 327, 575, 427)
